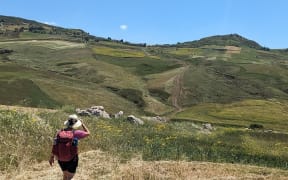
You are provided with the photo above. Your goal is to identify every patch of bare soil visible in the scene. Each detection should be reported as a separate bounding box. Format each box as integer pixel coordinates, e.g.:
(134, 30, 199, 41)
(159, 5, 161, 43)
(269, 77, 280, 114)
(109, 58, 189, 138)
(170, 65, 190, 111)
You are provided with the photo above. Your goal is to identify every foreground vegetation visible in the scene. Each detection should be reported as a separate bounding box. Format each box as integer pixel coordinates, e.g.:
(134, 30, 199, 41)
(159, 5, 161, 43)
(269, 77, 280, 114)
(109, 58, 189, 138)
(1, 108, 288, 173)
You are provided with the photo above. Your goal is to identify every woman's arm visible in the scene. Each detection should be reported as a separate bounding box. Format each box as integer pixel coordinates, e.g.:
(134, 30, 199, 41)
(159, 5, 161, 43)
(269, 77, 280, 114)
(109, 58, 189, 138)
(49, 153, 54, 166)
(81, 120, 90, 135)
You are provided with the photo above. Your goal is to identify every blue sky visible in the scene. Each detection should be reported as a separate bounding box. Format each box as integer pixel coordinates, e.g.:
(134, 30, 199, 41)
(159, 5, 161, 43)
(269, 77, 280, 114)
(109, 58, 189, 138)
(1, 0, 288, 48)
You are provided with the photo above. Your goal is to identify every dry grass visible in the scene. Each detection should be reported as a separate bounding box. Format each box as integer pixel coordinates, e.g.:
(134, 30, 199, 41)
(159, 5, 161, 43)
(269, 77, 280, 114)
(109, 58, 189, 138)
(146, 67, 186, 91)
(225, 46, 241, 54)
(1, 107, 288, 179)
(93, 46, 145, 58)
(35, 79, 140, 114)
(143, 96, 174, 115)
(166, 47, 202, 56)
(0, 105, 57, 113)
(2, 150, 288, 180)
(0, 40, 85, 49)
(118, 160, 288, 180)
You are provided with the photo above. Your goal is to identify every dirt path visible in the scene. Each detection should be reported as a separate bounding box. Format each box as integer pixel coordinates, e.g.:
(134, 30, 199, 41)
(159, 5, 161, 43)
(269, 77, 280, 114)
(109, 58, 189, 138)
(170, 65, 190, 111)
(2, 150, 288, 180)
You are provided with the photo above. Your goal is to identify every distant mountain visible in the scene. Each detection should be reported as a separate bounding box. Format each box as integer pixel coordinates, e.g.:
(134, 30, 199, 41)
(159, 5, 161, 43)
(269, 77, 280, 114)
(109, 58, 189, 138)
(176, 34, 265, 49)
(0, 15, 271, 50)
(0, 15, 146, 46)
(0, 15, 46, 26)
(0, 15, 105, 42)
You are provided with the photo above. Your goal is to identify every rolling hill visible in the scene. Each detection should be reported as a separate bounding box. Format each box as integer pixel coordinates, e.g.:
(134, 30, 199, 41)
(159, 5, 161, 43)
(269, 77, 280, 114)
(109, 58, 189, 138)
(2, 15, 288, 125)
(2, 15, 288, 127)
(175, 33, 264, 49)
(1, 15, 288, 178)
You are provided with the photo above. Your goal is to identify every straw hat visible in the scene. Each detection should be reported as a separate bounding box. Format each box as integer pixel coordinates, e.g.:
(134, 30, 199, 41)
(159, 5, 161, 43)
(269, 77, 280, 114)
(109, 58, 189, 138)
(64, 114, 82, 129)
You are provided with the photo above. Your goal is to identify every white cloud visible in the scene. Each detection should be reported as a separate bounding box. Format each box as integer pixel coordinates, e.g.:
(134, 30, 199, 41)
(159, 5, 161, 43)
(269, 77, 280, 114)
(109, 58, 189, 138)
(120, 24, 128, 30)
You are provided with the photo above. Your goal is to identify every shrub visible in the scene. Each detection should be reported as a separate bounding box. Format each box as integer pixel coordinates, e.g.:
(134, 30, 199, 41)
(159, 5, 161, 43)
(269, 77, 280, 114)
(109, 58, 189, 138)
(249, 124, 264, 129)
(0, 110, 54, 171)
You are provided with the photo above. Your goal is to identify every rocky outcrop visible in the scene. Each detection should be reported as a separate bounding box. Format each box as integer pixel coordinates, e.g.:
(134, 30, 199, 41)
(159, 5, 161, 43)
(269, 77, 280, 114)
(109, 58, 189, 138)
(76, 106, 111, 119)
(76, 106, 155, 125)
(76, 108, 91, 116)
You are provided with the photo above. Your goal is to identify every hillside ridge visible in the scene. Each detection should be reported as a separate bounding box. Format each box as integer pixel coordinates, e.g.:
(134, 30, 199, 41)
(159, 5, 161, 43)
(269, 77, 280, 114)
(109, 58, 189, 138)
(176, 33, 265, 49)
(0, 15, 269, 48)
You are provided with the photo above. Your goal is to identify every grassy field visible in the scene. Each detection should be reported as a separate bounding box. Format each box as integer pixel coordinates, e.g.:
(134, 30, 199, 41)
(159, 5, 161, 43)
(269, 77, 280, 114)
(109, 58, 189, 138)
(1, 37, 288, 114)
(2, 36, 288, 114)
(177, 57, 288, 106)
(0, 39, 177, 115)
(174, 99, 288, 131)
(1, 108, 288, 174)
(93, 54, 181, 76)
(0, 78, 60, 108)
(93, 45, 145, 58)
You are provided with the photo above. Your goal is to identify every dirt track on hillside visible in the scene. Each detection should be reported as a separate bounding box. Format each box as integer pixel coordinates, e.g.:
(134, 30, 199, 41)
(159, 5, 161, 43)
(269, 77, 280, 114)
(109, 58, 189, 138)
(171, 65, 189, 111)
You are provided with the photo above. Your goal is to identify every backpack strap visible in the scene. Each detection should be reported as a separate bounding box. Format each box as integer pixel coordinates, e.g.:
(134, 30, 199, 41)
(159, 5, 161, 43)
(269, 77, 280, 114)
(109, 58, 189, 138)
(71, 129, 78, 147)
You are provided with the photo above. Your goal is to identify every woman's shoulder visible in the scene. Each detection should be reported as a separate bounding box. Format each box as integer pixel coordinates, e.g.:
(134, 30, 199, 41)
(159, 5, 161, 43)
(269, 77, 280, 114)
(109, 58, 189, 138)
(74, 130, 89, 139)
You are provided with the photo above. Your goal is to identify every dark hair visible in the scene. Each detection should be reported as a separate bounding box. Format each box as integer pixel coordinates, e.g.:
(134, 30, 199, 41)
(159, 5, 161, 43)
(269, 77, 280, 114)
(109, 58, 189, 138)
(68, 119, 77, 126)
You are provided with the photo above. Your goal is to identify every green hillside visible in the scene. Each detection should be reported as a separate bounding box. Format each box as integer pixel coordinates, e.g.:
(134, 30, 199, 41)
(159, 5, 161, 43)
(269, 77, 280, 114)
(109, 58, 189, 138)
(174, 99, 288, 131)
(176, 34, 264, 49)
(1, 15, 288, 173)
(1, 15, 288, 114)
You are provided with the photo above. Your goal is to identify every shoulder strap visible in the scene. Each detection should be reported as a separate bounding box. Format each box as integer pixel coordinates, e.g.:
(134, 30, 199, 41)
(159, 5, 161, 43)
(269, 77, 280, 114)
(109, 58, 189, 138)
(72, 129, 77, 138)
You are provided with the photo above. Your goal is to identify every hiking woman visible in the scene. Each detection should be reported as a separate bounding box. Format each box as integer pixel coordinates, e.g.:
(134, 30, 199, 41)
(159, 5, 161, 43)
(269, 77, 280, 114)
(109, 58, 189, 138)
(49, 114, 90, 180)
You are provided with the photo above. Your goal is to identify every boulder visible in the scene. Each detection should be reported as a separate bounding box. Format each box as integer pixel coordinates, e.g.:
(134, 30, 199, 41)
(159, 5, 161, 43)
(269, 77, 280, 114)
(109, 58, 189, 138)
(127, 115, 144, 125)
(91, 106, 104, 111)
(90, 109, 102, 116)
(153, 116, 167, 122)
(76, 106, 110, 119)
(202, 123, 213, 131)
(75, 108, 91, 116)
(101, 111, 111, 119)
(114, 111, 124, 119)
